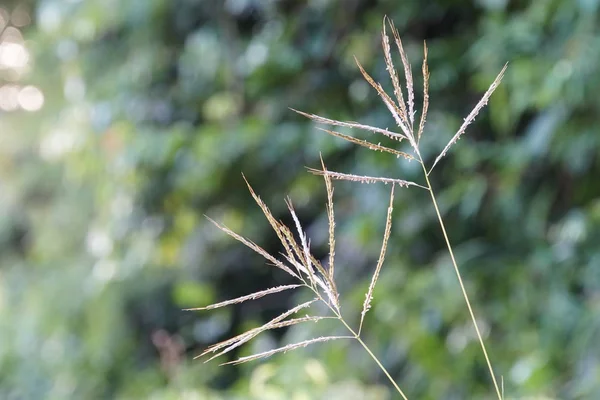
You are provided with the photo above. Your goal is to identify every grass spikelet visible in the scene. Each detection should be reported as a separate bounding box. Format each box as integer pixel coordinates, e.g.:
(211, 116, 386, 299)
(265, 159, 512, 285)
(220, 336, 354, 365)
(242, 175, 300, 266)
(321, 155, 335, 276)
(184, 284, 303, 311)
(266, 315, 337, 330)
(316, 127, 415, 161)
(311, 248, 340, 310)
(206, 217, 299, 279)
(307, 168, 427, 189)
(359, 184, 395, 335)
(278, 197, 339, 310)
(382, 18, 408, 126)
(354, 57, 412, 139)
(417, 41, 429, 144)
(199, 298, 318, 361)
(278, 224, 307, 271)
(387, 17, 415, 127)
(290, 108, 406, 141)
(429, 63, 508, 174)
(285, 198, 317, 287)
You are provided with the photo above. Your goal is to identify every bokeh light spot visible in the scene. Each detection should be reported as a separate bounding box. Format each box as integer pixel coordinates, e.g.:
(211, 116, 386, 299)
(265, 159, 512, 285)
(0, 84, 19, 111)
(0, 41, 29, 69)
(17, 85, 44, 111)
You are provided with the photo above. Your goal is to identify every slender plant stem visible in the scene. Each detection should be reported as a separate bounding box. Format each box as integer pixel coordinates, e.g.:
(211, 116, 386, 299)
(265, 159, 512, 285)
(355, 336, 408, 400)
(421, 165, 502, 400)
(317, 291, 409, 399)
(337, 318, 409, 400)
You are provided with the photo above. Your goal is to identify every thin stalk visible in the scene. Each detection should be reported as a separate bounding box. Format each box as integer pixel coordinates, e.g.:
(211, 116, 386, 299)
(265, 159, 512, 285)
(311, 284, 408, 399)
(339, 318, 409, 400)
(421, 164, 502, 400)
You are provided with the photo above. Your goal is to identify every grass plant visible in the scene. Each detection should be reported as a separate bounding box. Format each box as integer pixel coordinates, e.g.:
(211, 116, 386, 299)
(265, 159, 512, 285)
(189, 17, 507, 399)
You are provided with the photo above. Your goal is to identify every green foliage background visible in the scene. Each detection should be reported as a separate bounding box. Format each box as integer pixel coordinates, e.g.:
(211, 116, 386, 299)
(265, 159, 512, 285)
(1, 0, 600, 399)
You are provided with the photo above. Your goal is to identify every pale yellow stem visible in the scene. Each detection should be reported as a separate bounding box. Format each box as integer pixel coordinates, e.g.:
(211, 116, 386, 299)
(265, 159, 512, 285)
(421, 164, 502, 400)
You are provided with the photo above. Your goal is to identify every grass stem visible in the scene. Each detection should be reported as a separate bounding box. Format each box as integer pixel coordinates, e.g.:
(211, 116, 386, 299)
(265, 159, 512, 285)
(421, 163, 502, 400)
(337, 318, 409, 400)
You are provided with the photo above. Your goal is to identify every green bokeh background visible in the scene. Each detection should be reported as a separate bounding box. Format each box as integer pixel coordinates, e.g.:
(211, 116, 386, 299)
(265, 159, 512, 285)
(1, 0, 600, 399)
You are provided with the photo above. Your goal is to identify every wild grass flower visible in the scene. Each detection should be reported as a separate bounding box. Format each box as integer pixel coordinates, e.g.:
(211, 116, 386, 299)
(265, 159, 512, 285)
(190, 16, 507, 399)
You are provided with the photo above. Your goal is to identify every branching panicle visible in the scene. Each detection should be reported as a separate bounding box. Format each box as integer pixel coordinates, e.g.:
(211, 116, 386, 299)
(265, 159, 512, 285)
(195, 16, 506, 400)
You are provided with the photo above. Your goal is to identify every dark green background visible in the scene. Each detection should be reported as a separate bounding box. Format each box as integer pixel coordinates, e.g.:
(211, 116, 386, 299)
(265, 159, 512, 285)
(1, 0, 599, 398)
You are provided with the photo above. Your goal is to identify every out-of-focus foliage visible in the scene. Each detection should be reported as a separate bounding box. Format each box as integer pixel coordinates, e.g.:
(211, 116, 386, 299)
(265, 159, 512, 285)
(1, 0, 599, 398)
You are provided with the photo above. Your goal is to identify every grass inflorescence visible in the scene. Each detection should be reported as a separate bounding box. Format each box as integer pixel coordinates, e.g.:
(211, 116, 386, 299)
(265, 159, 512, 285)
(190, 16, 507, 399)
